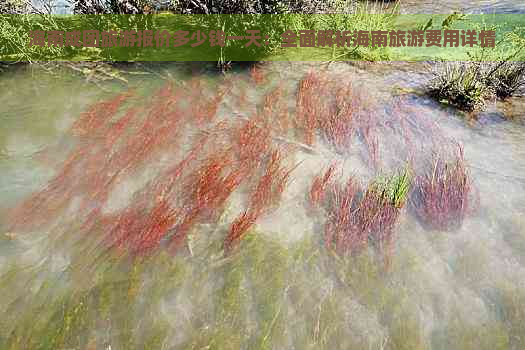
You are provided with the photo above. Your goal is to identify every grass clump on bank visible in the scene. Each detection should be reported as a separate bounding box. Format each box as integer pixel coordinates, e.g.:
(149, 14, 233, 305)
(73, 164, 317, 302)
(427, 62, 492, 112)
(485, 61, 525, 99)
(427, 61, 525, 112)
(426, 21, 525, 112)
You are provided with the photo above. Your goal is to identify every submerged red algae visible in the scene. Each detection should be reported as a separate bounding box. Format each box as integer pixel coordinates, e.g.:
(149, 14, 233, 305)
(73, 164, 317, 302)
(309, 163, 337, 208)
(312, 165, 409, 264)
(7, 70, 465, 260)
(224, 148, 296, 253)
(412, 145, 475, 231)
(7, 76, 304, 257)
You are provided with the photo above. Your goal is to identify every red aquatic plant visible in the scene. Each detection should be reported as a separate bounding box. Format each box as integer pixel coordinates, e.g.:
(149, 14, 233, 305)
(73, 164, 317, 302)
(317, 84, 354, 153)
(412, 146, 473, 231)
(250, 64, 266, 85)
(224, 210, 258, 253)
(76, 84, 188, 216)
(193, 85, 229, 125)
(357, 186, 399, 254)
(295, 74, 381, 169)
(10, 76, 306, 258)
(249, 149, 294, 216)
(360, 122, 380, 169)
(8, 91, 141, 232)
(262, 85, 290, 136)
(224, 148, 296, 253)
(71, 91, 133, 136)
(322, 175, 405, 259)
(166, 147, 256, 252)
(309, 164, 337, 207)
(113, 198, 180, 256)
(9, 82, 193, 233)
(103, 135, 214, 255)
(324, 178, 365, 254)
(295, 72, 333, 145)
(350, 90, 383, 169)
(234, 116, 272, 166)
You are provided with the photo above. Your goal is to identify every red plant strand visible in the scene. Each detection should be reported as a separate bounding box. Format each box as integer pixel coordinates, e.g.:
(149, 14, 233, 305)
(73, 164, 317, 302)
(71, 91, 133, 136)
(224, 210, 258, 252)
(310, 164, 336, 207)
(250, 65, 266, 85)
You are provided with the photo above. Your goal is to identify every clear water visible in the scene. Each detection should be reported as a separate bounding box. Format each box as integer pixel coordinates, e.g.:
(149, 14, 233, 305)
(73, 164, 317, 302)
(1, 59, 524, 349)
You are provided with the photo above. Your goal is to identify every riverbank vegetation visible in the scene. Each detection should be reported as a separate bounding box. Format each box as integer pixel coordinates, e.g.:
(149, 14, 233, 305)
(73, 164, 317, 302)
(426, 21, 525, 112)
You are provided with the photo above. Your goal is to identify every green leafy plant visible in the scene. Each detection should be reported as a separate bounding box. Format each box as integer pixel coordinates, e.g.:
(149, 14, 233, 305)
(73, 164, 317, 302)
(427, 61, 492, 112)
(427, 18, 525, 111)
(381, 167, 412, 209)
(484, 61, 525, 99)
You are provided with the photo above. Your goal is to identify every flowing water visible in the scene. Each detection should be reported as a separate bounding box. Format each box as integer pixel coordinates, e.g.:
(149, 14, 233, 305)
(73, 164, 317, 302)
(1, 59, 524, 349)
(401, 0, 525, 14)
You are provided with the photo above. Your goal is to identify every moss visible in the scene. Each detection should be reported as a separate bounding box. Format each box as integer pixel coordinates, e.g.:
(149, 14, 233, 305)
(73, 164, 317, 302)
(140, 318, 170, 350)
(435, 315, 510, 350)
(313, 291, 374, 350)
(4, 285, 95, 350)
(339, 251, 395, 311)
(239, 233, 291, 349)
(281, 240, 372, 350)
(179, 231, 293, 349)
(215, 259, 246, 325)
(494, 283, 525, 349)
(0, 242, 191, 350)
(451, 241, 490, 287)
(387, 311, 429, 350)
(182, 325, 244, 350)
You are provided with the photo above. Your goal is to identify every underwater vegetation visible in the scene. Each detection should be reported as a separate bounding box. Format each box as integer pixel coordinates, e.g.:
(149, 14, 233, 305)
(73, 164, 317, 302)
(6, 73, 306, 258)
(310, 163, 337, 207)
(5, 68, 481, 259)
(225, 148, 295, 253)
(411, 145, 475, 231)
(5, 64, 518, 350)
(310, 165, 411, 262)
(295, 71, 381, 168)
